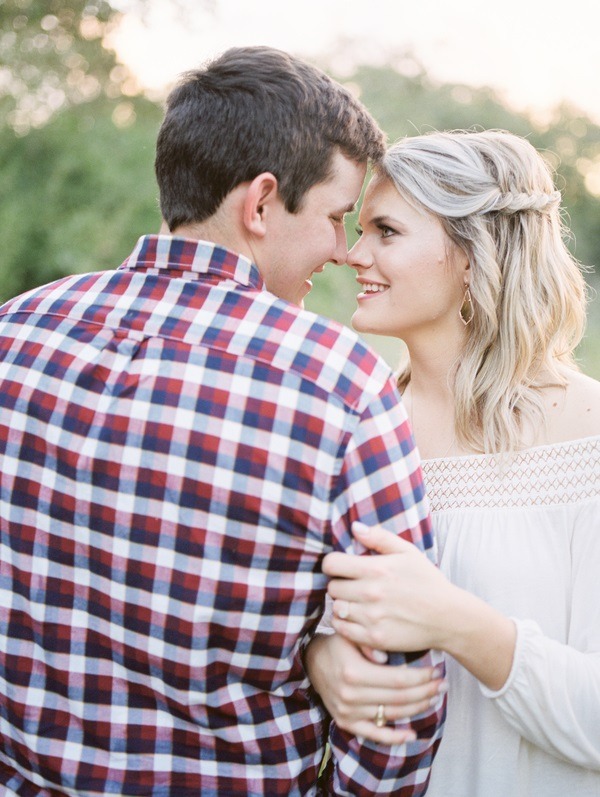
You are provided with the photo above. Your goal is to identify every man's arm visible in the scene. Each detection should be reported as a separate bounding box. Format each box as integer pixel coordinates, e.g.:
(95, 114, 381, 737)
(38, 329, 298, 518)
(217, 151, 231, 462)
(324, 377, 446, 795)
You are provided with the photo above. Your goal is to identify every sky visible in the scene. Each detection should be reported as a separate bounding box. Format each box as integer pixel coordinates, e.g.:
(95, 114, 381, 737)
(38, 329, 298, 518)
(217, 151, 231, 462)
(110, 0, 600, 124)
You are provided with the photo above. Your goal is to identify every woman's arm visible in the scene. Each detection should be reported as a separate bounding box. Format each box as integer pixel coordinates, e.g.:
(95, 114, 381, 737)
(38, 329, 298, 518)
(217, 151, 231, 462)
(483, 618, 600, 769)
(324, 516, 600, 770)
(482, 496, 600, 770)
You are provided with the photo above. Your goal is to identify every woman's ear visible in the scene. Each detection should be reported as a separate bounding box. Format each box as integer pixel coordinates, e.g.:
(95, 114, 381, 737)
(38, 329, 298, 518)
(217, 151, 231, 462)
(242, 172, 279, 237)
(455, 245, 471, 281)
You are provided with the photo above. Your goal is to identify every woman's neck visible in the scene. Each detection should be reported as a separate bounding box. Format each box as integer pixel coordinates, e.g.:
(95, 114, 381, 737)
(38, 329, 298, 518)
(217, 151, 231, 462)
(401, 333, 469, 460)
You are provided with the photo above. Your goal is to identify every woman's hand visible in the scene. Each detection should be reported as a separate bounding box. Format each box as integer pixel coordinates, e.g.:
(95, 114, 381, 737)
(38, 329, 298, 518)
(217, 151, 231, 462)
(324, 522, 516, 691)
(304, 632, 446, 744)
(324, 523, 456, 654)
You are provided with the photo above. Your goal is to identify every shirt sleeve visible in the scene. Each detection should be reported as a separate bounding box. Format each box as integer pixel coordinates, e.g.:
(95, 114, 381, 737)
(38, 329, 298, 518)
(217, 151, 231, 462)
(323, 377, 446, 796)
(480, 497, 600, 770)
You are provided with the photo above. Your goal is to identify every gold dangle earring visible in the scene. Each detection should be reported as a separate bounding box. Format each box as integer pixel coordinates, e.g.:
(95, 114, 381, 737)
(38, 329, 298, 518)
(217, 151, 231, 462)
(459, 283, 474, 326)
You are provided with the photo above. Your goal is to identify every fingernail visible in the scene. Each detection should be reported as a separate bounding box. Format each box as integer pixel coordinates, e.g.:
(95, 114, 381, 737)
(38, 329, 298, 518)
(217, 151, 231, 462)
(372, 649, 388, 664)
(405, 731, 417, 742)
(437, 681, 449, 694)
(432, 666, 444, 679)
(352, 522, 371, 536)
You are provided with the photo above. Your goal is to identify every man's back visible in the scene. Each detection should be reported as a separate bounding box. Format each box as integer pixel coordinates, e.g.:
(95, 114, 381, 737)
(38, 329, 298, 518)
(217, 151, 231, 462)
(0, 235, 441, 796)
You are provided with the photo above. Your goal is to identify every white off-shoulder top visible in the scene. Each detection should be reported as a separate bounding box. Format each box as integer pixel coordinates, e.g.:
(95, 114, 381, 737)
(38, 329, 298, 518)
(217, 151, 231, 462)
(424, 434, 600, 797)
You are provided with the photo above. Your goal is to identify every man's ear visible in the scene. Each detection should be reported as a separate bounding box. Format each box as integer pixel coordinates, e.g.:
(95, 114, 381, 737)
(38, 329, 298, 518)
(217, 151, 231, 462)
(243, 172, 280, 237)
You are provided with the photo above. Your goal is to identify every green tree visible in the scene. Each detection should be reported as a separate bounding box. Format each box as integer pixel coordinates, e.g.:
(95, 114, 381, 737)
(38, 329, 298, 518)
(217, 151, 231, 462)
(0, 0, 165, 300)
(0, 94, 162, 302)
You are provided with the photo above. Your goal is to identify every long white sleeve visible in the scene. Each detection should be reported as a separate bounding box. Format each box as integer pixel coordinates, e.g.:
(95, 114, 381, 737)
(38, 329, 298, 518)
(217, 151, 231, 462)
(481, 496, 600, 769)
(483, 619, 600, 769)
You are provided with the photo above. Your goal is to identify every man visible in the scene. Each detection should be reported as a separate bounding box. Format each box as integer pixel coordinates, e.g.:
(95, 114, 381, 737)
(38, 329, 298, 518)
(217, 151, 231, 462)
(0, 46, 445, 795)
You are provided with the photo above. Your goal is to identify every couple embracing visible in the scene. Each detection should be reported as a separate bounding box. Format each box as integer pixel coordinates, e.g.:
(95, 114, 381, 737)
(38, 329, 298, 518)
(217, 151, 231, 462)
(0, 45, 598, 797)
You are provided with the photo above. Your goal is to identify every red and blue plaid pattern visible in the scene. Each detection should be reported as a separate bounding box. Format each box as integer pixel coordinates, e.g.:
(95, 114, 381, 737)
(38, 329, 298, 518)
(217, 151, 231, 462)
(0, 235, 444, 796)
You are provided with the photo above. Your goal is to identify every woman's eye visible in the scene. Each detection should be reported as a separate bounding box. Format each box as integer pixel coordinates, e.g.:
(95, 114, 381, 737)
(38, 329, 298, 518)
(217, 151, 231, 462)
(379, 225, 395, 238)
(354, 226, 363, 237)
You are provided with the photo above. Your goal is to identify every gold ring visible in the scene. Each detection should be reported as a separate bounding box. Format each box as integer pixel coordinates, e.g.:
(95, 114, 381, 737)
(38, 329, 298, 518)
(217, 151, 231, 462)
(336, 600, 350, 620)
(375, 704, 386, 728)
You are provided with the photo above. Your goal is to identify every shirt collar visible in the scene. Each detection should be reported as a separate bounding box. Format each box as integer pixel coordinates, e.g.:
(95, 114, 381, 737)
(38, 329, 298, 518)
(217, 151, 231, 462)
(119, 235, 264, 290)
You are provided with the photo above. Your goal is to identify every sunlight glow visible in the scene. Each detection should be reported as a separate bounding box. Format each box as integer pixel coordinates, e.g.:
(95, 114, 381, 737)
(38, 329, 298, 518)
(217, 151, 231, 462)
(108, 0, 600, 123)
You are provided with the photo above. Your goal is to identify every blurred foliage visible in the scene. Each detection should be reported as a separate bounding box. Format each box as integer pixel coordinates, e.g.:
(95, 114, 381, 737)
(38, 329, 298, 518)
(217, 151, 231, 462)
(0, 0, 214, 133)
(0, 7, 598, 374)
(0, 0, 137, 134)
(0, 0, 163, 301)
(0, 94, 162, 301)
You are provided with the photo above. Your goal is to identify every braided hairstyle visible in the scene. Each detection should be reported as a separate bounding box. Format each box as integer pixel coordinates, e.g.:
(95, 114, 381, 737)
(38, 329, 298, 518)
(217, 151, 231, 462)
(380, 129, 588, 453)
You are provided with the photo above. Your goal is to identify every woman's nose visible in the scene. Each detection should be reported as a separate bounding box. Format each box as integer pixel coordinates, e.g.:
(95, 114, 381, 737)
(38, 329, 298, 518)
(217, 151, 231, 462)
(346, 239, 372, 270)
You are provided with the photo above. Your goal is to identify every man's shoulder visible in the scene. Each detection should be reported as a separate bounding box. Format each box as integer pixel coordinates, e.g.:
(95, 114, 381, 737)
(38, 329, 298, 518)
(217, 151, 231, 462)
(0, 270, 398, 415)
(0, 270, 111, 318)
(253, 294, 396, 413)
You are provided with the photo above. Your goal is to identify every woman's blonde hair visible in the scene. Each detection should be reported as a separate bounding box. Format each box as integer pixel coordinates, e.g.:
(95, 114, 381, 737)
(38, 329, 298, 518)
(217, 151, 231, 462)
(380, 129, 588, 453)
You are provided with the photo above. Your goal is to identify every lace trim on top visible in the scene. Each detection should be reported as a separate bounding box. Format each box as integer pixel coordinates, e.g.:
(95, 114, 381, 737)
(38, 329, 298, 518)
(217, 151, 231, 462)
(422, 435, 600, 511)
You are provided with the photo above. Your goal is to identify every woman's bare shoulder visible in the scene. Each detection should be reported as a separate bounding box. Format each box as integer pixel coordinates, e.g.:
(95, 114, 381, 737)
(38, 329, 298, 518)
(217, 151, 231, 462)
(543, 369, 600, 442)
(567, 369, 600, 409)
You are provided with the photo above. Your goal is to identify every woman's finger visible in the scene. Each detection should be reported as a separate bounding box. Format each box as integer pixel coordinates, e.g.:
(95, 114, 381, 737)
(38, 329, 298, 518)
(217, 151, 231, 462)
(334, 681, 446, 718)
(348, 656, 443, 688)
(359, 645, 388, 664)
(323, 551, 373, 579)
(333, 599, 351, 620)
(331, 614, 388, 649)
(334, 719, 417, 746)
(327, 579, 373, 602)
(323, 525, 416, 580)
(352, 522, 415, 555)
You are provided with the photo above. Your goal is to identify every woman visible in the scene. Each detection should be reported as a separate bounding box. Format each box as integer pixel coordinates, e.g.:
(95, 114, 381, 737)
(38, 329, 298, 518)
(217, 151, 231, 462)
(305, 129, 600, 796)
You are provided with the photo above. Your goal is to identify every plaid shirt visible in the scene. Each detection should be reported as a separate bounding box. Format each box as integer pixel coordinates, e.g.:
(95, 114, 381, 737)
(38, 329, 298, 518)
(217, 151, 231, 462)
(0, 235, 445, 796)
